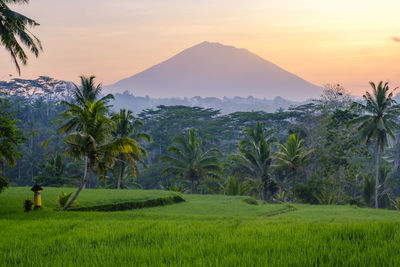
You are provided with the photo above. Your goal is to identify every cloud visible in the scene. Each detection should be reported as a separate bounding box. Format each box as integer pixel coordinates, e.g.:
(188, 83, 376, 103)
(393, 37, 400, 42)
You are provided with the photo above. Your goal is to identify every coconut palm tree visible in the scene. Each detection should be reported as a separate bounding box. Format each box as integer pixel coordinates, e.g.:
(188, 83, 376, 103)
(0, 0, 42, 74)
(72, 76, 114, 105)
(59, 75, 115, 186)
(274, 134, 313, 203)
(111, 109, 151, 189)
(231, 122, 276, 201)
(160, 129, 221, 194)
(348, 81, 400, 209)
(59, 100, 142, 210)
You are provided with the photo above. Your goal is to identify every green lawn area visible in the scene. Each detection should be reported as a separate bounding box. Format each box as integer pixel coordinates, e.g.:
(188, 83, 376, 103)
(1, 187, 400, 266)
(0, 187, 176, 214)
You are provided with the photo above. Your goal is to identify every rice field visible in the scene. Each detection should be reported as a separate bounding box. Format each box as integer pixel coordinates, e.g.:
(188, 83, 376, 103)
(1, 187, 400, 266)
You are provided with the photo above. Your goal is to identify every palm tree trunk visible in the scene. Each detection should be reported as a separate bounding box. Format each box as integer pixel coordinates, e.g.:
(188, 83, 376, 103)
(61, 161, 91, 211)
(1, 160, 4, 177)
(292, 169, 296, 203)
(191, 176, 194, 194)
(375, 142, 380, 209)
(390, 133, 400, 179)
(262, 178, 268, 201)
(337, 167, 343, 204)
(117, 155, 125, 189)
(82, 156, 88, 189)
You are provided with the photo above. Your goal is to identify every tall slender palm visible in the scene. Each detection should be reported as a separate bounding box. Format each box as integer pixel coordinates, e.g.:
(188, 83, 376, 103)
(232, 122, 275, 201)
(274, 134, 313, 203)
(0, 0, 42, 74)
(60, 75, 115, 183)
(160, 129, 221, 193)
(72, 76, 114, 105)
(59, 100, 141, 210)
(111, 109, 151, 189)
(348, 81, 399, 209)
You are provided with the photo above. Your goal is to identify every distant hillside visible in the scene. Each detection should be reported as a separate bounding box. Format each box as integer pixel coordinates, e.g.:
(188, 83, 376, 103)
(0, 76, 303, 114)
(111, 91, 300, 114)
(105, 41, 323, 101)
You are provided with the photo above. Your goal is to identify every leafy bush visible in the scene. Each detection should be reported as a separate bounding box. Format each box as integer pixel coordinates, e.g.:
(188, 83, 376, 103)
(283, 203, 296, 210)
(69, 194, 185, 212)
(23, 198, 34, 212)
(363, 176, 375, 207)
(57, 190, 77, 209)
(242, 197, 258, 205)
(296, 174, 336, 204)
(313, 187, 337, 205)
(0, 177, 9, 193)
(348, 197, 362, 207)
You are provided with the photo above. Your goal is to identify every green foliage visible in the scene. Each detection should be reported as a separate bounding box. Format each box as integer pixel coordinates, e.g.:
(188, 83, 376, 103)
(110, 108, 150, 189)
(57, 190, 77, 209)
(34, 153, 80, 186)
(105, 164, 143, 190)
(72, 76, 114, 105)
(0, 0, 42, 74)
(349, 81, 400, 152)
(242, 197, 258, 205)
(160, 129, 222, 193)
(231, 122, 275, 201)
(274, 134, 313, 202)
(313, 187, 337, 205)
(3, 77, 400, 213)
(296, 175, 325, 204)
(0, 176, 9, 193)
(70, 194, 185, 212)
(137, 161, 169, 189)
(348, 81, 400, 209)
(23, 198, 33, 212)
(363, 175, 375, 207)
(225, 176, 251, 196)
(348, 197, 362, 206)
(0, 98, 25, 168)
(59, 77, 147, 209)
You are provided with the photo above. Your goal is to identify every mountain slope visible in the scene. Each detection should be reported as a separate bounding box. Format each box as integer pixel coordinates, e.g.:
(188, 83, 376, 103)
(106, 41, 322, 101)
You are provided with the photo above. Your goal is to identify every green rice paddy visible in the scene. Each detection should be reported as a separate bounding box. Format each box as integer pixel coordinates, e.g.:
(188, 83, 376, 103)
(1, 187, 400, 266)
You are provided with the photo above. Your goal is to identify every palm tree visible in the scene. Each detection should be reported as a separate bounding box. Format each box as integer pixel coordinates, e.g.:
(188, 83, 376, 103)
(0, 0, 42, 74)
(274, 134, 313, 203)
(111, 109, 151, 189)
(348, 81, 399, 209)
(59, 100, 141, 210)
(72, 76, 114, 105)
(160, 129, 221, 194)
(231, 122, 276, 201)
(59, 75, 115, 187)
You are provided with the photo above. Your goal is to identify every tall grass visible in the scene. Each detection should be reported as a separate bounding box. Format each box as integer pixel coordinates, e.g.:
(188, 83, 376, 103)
(1, 188, 400, 266)
(1, 218, 399, 266)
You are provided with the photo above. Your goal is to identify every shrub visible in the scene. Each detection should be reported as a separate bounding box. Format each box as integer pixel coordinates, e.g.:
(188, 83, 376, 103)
(23, 198, 34, 212)
(283, 203, 296, 210)
(69, 194, 185, 212)
(348, 197, 362, 207)
(242, 197, 258, 205)
(0, 176, 9, 193)
(57, 190, 77, 209)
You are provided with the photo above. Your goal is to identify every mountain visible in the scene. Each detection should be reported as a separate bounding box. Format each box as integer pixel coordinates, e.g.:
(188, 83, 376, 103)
(105, 41, 323, 101)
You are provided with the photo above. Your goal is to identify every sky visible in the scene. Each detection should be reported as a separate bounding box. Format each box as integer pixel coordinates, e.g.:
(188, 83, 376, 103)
(1, 0, 400, 96)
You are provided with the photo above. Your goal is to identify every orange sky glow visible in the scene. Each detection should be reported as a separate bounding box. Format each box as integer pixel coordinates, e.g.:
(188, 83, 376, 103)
(1, 0, 400, 96)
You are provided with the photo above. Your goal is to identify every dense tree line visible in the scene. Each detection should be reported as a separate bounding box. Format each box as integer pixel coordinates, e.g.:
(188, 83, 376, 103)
(1, 79, 400, 209)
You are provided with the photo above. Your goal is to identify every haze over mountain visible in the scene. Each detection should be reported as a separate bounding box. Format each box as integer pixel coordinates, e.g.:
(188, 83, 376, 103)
(105, 42, 322, 101)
